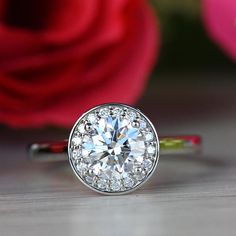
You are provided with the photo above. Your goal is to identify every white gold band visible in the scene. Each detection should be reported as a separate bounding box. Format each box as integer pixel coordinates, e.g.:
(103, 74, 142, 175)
(29, 135, 201, 162)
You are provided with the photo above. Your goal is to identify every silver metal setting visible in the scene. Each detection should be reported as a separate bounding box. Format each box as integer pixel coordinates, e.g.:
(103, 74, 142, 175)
(68, 103, 159, 195)
(28, 103, 202, 195)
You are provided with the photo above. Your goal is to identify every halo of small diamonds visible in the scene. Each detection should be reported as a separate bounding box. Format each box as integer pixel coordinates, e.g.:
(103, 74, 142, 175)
(68, 103, 159, 195)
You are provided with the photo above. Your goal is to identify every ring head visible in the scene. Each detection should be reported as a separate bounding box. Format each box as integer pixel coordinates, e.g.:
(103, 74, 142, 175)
(68, 104, 159, 195)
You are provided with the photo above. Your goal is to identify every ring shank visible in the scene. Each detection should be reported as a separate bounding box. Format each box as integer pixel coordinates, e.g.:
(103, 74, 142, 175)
(29, 135, 201, 162)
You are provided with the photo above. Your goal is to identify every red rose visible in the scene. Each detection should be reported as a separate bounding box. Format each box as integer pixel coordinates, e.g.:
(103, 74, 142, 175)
(0, 0, 159, 128)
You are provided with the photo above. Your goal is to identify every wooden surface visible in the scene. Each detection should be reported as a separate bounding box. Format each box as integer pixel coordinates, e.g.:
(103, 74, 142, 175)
(0, 78, 236, 236)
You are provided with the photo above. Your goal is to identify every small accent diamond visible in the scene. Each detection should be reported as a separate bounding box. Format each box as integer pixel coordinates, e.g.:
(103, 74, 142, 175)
(72, 149, 80, 159)
(147, 144, 156, 155)
(72, 136, 82, 146)
(78, 123, 85, 134)
(110, 179, 121, 192)
(143, 159, 153, 170)
(87, 113, 97, 123)
(112, 107, 122, 116)
(76, 162, 88, 174)
(134, 167, 146, 181)
(127, 110, 136, 120)
(85, 175, 93, 184)
(99, 108, 109, 117)
(145, 132, 154, 142)
(123, 177, 135, 188)
(97, 179, 107, 190)
(140, 119, 147, 129)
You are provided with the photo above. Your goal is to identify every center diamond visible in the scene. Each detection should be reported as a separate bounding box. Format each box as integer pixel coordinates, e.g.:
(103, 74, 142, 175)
(82, 117, 145, 179)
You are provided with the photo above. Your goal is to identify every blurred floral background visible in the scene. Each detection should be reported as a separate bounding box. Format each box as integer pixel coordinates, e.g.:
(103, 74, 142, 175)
(153, 0, 235, 72)
(0, 0, 235, 128)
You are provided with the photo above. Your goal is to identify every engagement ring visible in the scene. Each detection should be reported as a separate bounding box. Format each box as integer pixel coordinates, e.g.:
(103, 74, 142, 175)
(29, 103, 201, 195)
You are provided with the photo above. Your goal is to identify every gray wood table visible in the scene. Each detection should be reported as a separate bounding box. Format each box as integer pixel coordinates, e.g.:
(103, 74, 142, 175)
(1, 77, 236, 236)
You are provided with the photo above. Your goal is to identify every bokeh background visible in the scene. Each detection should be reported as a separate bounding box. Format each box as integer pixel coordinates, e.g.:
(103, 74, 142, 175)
(151, 0, 235, 74)
(0, 0, 235, 128)
(0, 1, 236, 235)
(139, 0, 236, 128)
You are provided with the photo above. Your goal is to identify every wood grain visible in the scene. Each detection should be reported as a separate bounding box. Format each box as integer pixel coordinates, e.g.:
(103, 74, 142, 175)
(0, 79, 236, 236)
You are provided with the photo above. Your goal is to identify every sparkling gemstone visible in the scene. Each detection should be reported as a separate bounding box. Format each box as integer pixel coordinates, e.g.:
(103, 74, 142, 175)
(72, 149, 80, 159)
(145, 132, 154, 142)
(143, 159, 153, 170)
(87, 113, 97, 123)
(78, 123, 85, 133)
(97, 179, 107, 190)
(112, 107, 122, 116)
(76, 162, 87, 173)
(123, 177, 135, 188)
(147, 145, 156, 155)
(110, 179, 121, 191)
(127, 110, 136, 120)
(99, 108, 109, 117)
(69, 104, 159, 194)
(140, 120, 147, 129)
(85, 175, 93, 184)
(134, 167, 146, 180)
(72, 136, 82, 146)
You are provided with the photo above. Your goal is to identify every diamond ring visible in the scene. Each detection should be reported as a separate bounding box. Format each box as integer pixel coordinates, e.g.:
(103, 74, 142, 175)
(29, 103, 201, 195)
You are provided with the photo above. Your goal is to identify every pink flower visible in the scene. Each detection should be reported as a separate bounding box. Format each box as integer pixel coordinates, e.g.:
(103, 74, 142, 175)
(202, 0, 236, 61)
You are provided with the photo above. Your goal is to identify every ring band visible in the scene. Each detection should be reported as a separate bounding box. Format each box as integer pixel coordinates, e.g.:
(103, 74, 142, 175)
(28, 103, 202, 195)
(29, 135, 201, 162)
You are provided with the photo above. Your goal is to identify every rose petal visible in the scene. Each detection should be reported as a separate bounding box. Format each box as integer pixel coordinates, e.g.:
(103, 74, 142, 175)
(0, 0, 159, 128)
(202, 0, 236, 61)
(41, 0, 99, 43)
